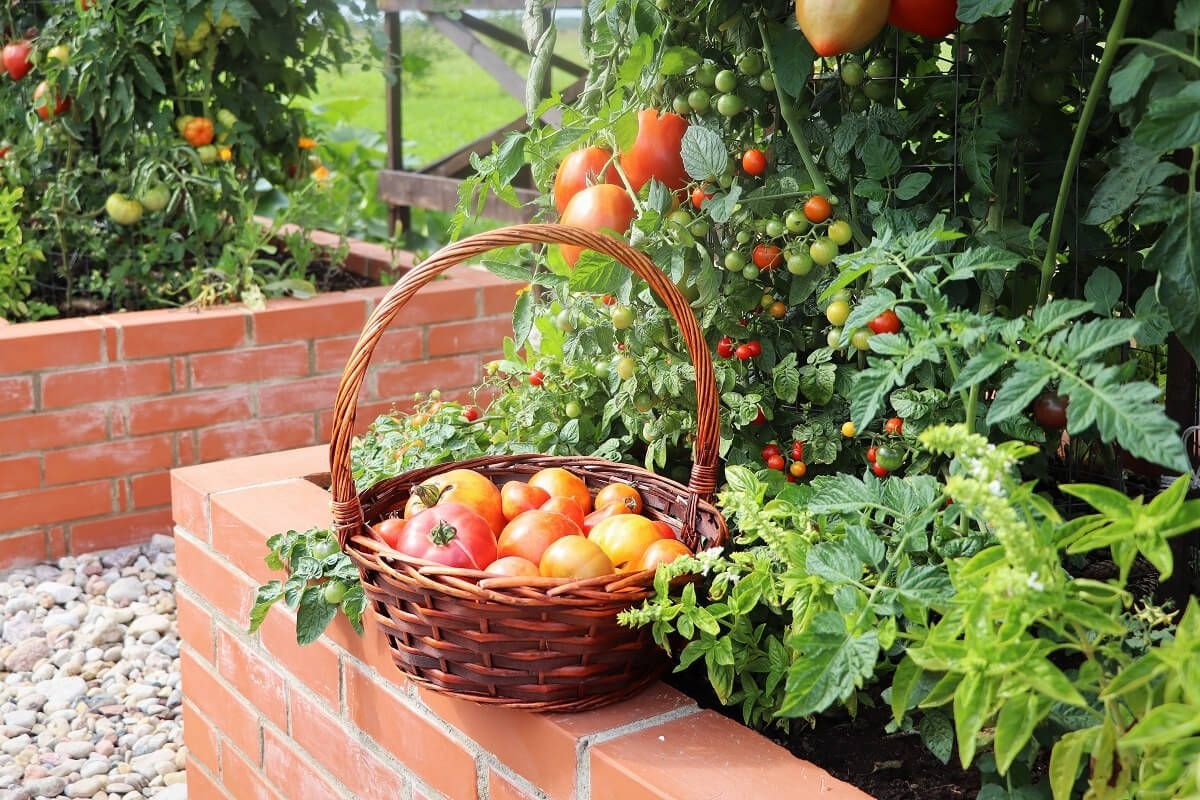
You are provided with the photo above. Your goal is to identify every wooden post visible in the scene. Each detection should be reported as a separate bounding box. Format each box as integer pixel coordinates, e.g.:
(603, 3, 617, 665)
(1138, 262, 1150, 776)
(384, 10, 410, 237)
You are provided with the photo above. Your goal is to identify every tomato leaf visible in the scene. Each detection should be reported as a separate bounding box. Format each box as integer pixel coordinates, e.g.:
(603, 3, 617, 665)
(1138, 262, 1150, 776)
(680, 125, 729, 182)
(1149, 198, 1200, 364)
(951, 343, 1009, 393)
(956, 0, 1015, 23)
(1178, 0, 1200, 28)
(860, 135, 901, 180)
(1083, 140, 1183, 224)
(512, 289, 534, 349)
(920, 710, 954, 765)
(1083, 266, 1122, 315)
(765, 22, 814, 99)
(296, 586, 338, 645)
(1133, 84, 1200, 152)
(247, 580, 284, 634)
(1108, 51, 1154, 106)
(772, 352, 800, 404)
(959, 128, 1000, 193)
(895, 172, 931, 201)
(985, 359, 1054, 426)
(659, 46, 700, 76)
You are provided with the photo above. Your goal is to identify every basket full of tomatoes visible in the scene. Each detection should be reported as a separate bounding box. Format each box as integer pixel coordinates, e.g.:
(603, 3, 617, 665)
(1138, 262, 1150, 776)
(329, 224, 727, 712)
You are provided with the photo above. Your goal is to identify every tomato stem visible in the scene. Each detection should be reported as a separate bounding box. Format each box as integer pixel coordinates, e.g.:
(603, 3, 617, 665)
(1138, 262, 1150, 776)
(757, 19, 830, 199)
(1116, 38, 1200, 71)
(427, 520, 459, 546)
(1038, 0, 1135, 305)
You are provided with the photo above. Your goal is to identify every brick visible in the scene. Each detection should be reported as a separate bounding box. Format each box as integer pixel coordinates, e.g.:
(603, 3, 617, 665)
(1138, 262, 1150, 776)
(210, 479, 331, 587)
(130, 471, 172, 509)
(258, 607, 341, 707)
(184, 755, 231, 800)
(182, 700, 222, 775)
(381, 280, 479, 325)
(215, 626, 288, 730)
(483, 281, 523, 315)
(115, 307, 248, 359)
(589, 710, 874, 800)
(69, 508, 172, 554)
(0, 317, 104, 372)
(41, 361, 172, 409)
(43, 435, 173, 485)
(289, 688, 410, 800)
(197, 415, 315, 463)
(428, 317, 513, 358)
(190, 343, 310, 388)
(257, 374, 340, 417)
(323, 613, 397, 680)
(0, 481, 112, 530)
(263, 727, 345, 800)
(127, 389, 252, 436)
(181, 647, 263, 765)
(344, 660, 479, 800)
(489, 768, 540, 800)
(374, 355, 482, 401)
(221, 738, 279, 800)
(46, 527, 66, 560)
(176, 587, 216, 663)
(173, 357, 187, 391)
(0, 407, 107, 456)
(170, 470, 210, 542)
(0, 455, 40, 493)
(0, 530, 49, 571)
(175, 530, 257, 625)
(318, 400, 398, 441)
(0, 376, 34, 415)
(253, 293, 368, 344)
(314, 329, 423, 374)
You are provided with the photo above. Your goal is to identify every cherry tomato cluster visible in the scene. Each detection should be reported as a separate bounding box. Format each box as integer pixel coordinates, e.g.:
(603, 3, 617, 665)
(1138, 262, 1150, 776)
(717, 336, 762, 360)
(865, 417, 906, 476)
(762, 440, 807, 481)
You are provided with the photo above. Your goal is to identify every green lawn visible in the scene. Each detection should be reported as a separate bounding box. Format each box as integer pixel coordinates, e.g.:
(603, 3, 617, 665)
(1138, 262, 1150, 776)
(315, 19, 586, 167)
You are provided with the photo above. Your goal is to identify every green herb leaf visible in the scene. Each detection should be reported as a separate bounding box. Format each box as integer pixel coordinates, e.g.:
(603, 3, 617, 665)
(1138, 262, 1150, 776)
(781, 613, 880, 717)
(921, 710, 954, 765)
(1049, 728, 1094, 800)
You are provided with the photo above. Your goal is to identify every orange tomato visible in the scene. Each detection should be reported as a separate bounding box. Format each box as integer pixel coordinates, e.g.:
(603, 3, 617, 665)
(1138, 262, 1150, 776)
(528, 467, 592, 514)
(540, 496, 585, 527)
(373, 517, 406, 549)
(500, 481, 550, 521)
(483, 556, 540, 578)
(497, 510, 581, 564)
(635, 538, 692, 571)
(594, 482, 643, 514)
(183, 116, 215, 147)
(650, 520, 676, 540)
(588, 515, 662, 571)
(582, 502, 634, 535)
(539, 536, 614, 579)
(405, 468, 505, 535)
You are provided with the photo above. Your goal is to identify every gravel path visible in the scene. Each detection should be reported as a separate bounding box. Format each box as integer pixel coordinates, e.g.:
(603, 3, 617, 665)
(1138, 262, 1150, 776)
(0, 535, 185, 800)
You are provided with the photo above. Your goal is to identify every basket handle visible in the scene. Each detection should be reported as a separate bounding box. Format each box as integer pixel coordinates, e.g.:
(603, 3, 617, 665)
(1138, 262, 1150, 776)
(329, 223, 721, 544)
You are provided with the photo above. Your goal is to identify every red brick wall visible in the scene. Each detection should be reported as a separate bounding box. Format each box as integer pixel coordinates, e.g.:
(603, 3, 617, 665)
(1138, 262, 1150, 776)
(171, 446, 874, 800)
(0, 262, 520, 570)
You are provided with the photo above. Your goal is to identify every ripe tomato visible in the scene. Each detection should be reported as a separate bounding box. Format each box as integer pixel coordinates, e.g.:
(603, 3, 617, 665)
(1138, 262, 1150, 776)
(553, 146, 614, 214)
(619, 109, 690, 193)
(1034, 393, 1069, 429)
(888, 0, 959, 38)
(866, 445, 878, 463)
(742, 148, 767, 176)
(650, 520, 675, 540)
(746, 342, 761, 358)
(404, 468, 505, 535)
(104, 194, 144, 226)
(183, 116, 215, 147)
(558, 184, 636, 266)
(589, 514, 662, 571)
(373, 517, 406, 549)
(735, 344, 753, 360)
(397, 503, 497, 570)
(753, 243, 783, 270)
(528, 467, 592, 514)
(691, 184, 714, 208)
(483, 555, 540, 578)
(868, 310, 902, 334)
(635, 538, 691, 571)
(539, 535, 614, 579)
(884, 416, 905, 436)
(761, 443, 782, 461)
(33, 82, 70, 120)
(841, 421, 857, 437)
(497, 509, 581, 563)
(804, 195, 833, 223)
(2, 40, 32, 80)
(871, 463, 890, 478)
(716, 337, 735, 359)
(529, 370, 545, 386)
(500, 481, 550, 521)
(595, 482, 643, 514)
(541, 495, 585, 527)
(583, 502, 634, 535)
(796, 0, 890, 56)
(789, 461, 807, 478)
(766, 454, 785, 471)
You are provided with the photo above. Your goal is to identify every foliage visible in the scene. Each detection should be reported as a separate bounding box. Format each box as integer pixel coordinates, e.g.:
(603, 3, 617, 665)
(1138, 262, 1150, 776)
(0, 185, 54, 319)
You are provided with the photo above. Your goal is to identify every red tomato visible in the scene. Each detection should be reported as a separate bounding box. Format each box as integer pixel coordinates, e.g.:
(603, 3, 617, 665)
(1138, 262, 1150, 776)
(462, 406, 481, 422)
(803, 195, 833, 223)
(888, 0, 959, 38)
(529, 370, 545, 386)
(868, 310, 902, 335)
(650, 520, 676, 540)
(742, 148, 767, 176)
(735, 344, 753, 360)
(397, 503, 497, 570)
(753, 243, 783, 270)
(528, 467, 593, 514)
(539, 535, 614, 579)
(541, 495, 585, 527)
(582, 502, 634, 535)
(761, 443, 782, 461)
(373, 517, 406, 549)
(2, 40, 33, 81)
(867, 445, 878, 463)
(483, 556, 540, 578)
(33, 82, 70, 121)
(884, 417, 904, 436)
(635, 538, 692, 571)
(500, 481, 550, 522)
(766, 454, 785, 471)
(691, 183, 714, 208)
(553, 146, 614, 215)
(498, 510, 581, 564)
(594, 482, 643, 514)
(558, 184, 636, 266)
(716, 337, 735, 359)
(589, 515, 662, 571)
(1034, 393, 1069, 429)
(745, 340, 762, 357)
(404, 468, 505, 535)
(619, 109, 690, 193)
(795, 0, 891, 56)
(871, 463, 890, 477)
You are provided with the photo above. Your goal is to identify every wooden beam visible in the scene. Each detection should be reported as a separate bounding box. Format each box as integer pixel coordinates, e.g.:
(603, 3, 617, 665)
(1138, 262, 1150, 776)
(378, 171, 540, 224)
(380, 0, 580, 11)
(456, 13, 588, 77)
(422, 12, 528, 103)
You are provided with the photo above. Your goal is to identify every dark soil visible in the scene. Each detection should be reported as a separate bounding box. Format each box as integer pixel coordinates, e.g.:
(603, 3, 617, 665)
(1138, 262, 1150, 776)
(664, 665, 980, 800)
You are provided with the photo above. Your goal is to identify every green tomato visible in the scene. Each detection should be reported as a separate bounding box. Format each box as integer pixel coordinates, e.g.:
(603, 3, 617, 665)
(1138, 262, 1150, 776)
(322, 581, 348, 605)
(758, 72, 775, 91)
(667, 209, 692, 228)
(737, 52, 763, 77)
(565, 401, 583, 419)
(786, 252, 814, 276)
(616, 355, 636, 380)
(849, 91, 871, 112)
(310, 537, 340, 561)
(827, 327, 843, 349)
(866, 57, 895, 80)
(695, 62, 718, 87)
(105, 193, 144, 226)
(47, 44, 70, 64)
(850, 328, 873, 351)
(689, 219, 710, 238)
(716, 93, 745, 117)
(724, 251, 746, 270)
(594, 359, 611, 379)
(687, 88, 711, 113)
(555, 309, 575, 332)
(863, 80, 892, 102)
(634, 394, 654, 413)
(611, 305, 635, 329)
(138, 184, 171, 214)
(841, 62, 866, 87)
(874, 445, 904, 471)
(741, 264, 759, 281)
(672, 94, 692, 115)
(785, 210, 810, 234)
(764, 218, 786, 239)
(827, 219, 853, 246)
(714, 69, 738, 93)
(810, 237, 839, 266)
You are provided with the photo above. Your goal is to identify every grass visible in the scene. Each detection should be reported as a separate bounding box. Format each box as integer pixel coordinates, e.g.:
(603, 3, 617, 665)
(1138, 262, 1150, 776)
(315, 18, 586, 167)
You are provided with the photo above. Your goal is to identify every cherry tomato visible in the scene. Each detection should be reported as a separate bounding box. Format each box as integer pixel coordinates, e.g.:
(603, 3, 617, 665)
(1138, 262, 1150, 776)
(884, 416, 904, 436)
(559, 184, 637, 266)
(789, 461, 807, 478)
(804, 195, 833, 223)
(540, 535, 614, 579)
(398, 503, 497, 570)
(827, 327, 843, 348)
(746, 340, 762, 357)
(611, 304, 635, 329)
(619, 109, 690, 193)
(716, 337, 735, 359)
(841, 421, 857, 437)
(616, 355, 637, 380)
(500, 481, 551, 521)
(874, 445, 904, 471)
(868, 310, 902, 335)
(766, 454, 785, 471)
(601, 294, 617, 305)
(735, 344, 753, 360)
(498, 509, 582, 563)
(768, 301, 788, 319)
(825, 300, 851, 327)
(753, 243, 783, 270)
(841, 61, 866, 87)
(528, 370, 545, 386)
(724, 251, 747, 271)
(714, 69, 738, 93)
(322, 581, 348, 604)
(687, 88, 711, 113)
(742, 148, 767, 176)
(692, 184, 714, 208)
(463, 406, 481, 422)
(810, 237, 839, 266)
(1033, 393, 1069, 429)
(867, 446, 878, 463)
(871, 463, 890, 478)
(792, 440, 805, 460)
(183, 116, 216, 147)
(762, 443, 782, 461)
(553, 146, 614, 214)
(850, 328, 873, 351)
(787, 252, 815, 276)
(827, 219, 854, 246)
(595, 482, 644, 514)
(716, 93, 746, 116)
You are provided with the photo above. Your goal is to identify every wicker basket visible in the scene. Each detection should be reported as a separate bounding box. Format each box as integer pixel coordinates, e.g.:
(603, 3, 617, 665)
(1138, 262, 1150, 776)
(329, 224, 728, 712)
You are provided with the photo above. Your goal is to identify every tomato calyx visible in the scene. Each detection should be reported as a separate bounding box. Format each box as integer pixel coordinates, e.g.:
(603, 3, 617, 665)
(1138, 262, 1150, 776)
(427, 519, 462, 546)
